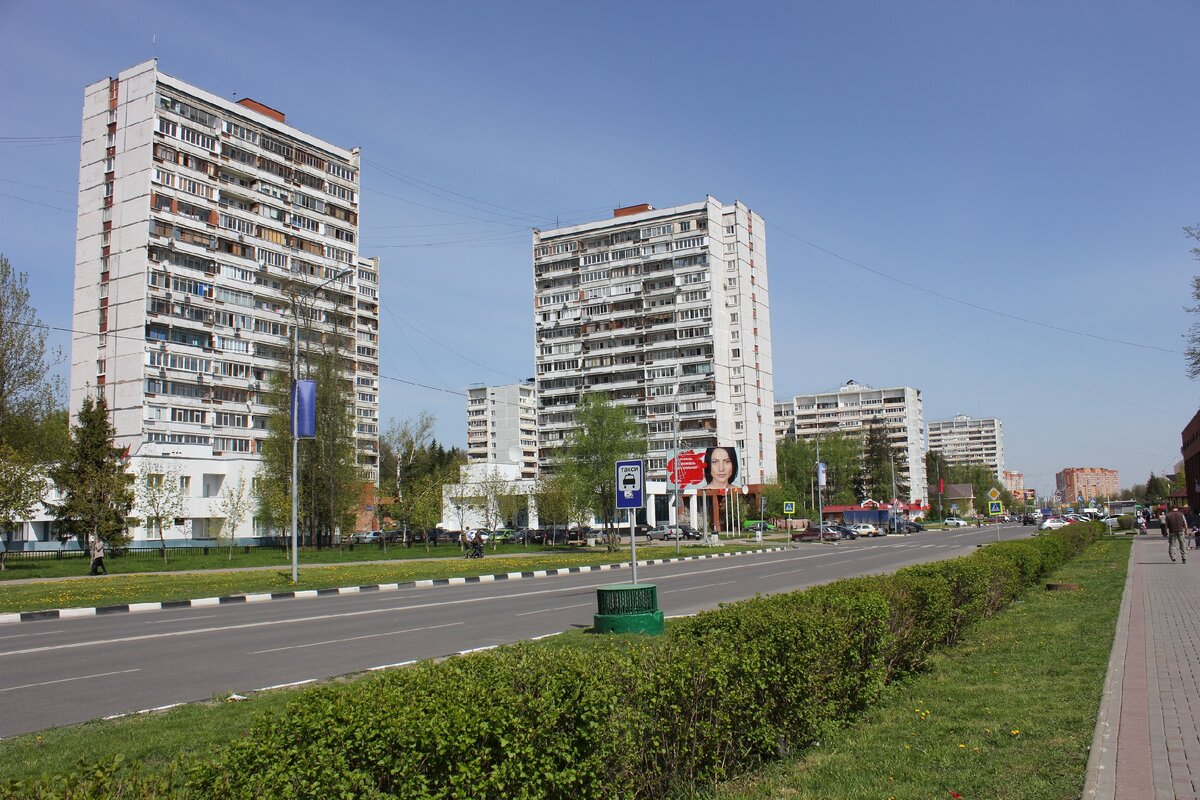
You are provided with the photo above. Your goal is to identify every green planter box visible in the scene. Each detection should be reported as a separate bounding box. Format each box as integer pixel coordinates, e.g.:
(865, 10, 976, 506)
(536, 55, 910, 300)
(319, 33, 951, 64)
(593, 582, 664, 635)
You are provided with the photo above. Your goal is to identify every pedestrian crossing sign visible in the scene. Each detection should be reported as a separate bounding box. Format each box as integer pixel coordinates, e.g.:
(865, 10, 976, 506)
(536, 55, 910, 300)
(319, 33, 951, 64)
(988, 501, 1003, 516)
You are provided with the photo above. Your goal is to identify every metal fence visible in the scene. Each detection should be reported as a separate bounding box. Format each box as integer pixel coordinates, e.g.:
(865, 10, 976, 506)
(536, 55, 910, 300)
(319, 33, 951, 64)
(1, 544, 289, 562)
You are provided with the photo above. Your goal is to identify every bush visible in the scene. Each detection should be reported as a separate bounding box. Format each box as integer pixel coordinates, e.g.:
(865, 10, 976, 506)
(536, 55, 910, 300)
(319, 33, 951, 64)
(7, 525, 1104, 799)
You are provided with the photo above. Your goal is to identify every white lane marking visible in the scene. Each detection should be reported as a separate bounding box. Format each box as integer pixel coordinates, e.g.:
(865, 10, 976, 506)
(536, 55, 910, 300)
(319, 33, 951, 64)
(142, 614, 220, 625)
(248, 621, 464, 655)
(458, 644, 499, 655)
(515, 602, 591, 617)
(370, 660, 417, 671)
(258, 679, 316, 691)
(663, 580, 735, 594)
(0, 629, 67, 640)
(0, 546, 884, 658)
(0, 668, 140, 694)
(530, 632, 563, 641)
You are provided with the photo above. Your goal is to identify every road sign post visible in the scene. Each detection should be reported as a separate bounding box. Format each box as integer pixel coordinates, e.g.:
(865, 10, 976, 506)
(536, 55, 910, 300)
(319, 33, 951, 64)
(616, 460, 644, 584)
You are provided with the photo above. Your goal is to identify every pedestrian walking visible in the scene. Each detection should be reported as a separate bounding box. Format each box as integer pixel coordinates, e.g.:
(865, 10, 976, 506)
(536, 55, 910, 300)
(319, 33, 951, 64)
(88, 537, 107, 575)
(1165, 506, 1188, 563)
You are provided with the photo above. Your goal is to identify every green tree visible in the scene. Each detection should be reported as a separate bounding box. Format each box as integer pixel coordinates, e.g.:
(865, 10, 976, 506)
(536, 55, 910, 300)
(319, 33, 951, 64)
(0, 444, 45, 567)
(1145, 472, 1171, 505)
(925, 449, 952, 518)
(533, 473, 575, 533)
(556, 393, 645, 551)
(0, 255, 64, 457)
(214, 470, 251, 560)
(134, 458, 186, 562)
(257, 343, 361, 552)
(49, 393, 134, 551)
(860, 420, 907, 502)
(1184, 225, 1200, 378)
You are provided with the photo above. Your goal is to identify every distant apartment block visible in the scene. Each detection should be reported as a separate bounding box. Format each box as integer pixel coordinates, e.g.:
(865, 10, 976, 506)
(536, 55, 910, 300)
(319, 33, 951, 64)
(1056, 467, 1119, 504)
(65, 60, 378, 545)
(466, 381, 538, 479)
(927, 415, 1006, 478)
(532, 198, 776, 486)
(1002, 470, 1025, 495)
(774, 380, 928, 505)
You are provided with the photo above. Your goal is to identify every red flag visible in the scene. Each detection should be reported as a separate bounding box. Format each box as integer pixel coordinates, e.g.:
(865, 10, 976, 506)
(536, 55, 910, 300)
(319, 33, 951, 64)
(939, 478, 945, 493)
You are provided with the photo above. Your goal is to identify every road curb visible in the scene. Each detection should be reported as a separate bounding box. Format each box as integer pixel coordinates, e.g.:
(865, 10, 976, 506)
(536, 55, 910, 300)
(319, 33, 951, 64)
(0, 547, 787, 625)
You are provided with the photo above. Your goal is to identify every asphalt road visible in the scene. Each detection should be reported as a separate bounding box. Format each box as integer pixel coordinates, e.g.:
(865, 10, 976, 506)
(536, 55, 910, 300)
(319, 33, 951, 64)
(0, 523, 1035, 737)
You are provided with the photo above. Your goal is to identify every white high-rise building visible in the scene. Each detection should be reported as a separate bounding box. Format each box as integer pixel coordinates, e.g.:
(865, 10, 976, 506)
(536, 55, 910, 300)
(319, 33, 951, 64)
(466, 380, 538, 479)
(532, 198, 776, 486)
(774, 380, 928, 505)
(928, 414, 1006, 479)
(69, 60, 379, 543)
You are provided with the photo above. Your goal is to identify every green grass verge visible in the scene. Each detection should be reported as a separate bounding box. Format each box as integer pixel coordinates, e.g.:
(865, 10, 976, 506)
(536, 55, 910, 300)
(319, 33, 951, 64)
(0, 543, 769, 615)
(710, 537, 1129, 800)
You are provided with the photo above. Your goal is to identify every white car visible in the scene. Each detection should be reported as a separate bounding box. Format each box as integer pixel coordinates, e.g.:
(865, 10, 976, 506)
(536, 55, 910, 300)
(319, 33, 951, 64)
(850, 523, 879, 537)
(943, 517, 968, 528)
(1039, 517, 1068, 530)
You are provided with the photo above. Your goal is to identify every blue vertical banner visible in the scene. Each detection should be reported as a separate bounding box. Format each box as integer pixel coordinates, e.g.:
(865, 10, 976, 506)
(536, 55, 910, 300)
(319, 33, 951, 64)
(292, 379, 317, 438)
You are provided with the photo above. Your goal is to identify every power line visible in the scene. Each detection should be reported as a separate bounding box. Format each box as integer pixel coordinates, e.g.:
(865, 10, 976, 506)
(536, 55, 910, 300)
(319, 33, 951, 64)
(773, 223, 1183, 355)
(0, 191, 72, 212)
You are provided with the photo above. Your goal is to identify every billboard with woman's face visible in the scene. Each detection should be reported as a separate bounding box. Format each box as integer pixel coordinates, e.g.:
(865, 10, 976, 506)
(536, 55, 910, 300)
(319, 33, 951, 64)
(667, 446, 743, 491)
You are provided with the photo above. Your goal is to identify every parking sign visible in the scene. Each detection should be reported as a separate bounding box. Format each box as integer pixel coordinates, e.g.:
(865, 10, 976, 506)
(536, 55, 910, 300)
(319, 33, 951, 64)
(616, 460, 644, 510)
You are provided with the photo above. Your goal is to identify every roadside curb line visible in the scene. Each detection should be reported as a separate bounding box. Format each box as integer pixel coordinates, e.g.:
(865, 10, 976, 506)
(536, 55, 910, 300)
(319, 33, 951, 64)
(1082, 539, 1135, 799)
(0, 547, 787, 625)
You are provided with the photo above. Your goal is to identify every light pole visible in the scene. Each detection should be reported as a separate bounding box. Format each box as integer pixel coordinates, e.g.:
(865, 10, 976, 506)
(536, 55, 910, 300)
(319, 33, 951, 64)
(290, 268, 353, 583)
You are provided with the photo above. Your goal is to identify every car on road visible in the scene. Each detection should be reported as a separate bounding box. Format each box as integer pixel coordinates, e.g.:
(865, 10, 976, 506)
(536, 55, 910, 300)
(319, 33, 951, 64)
(943, 517, 969, 528)
(742, 519, 777, 533)
(1021, 514, 1036, 525)
(1039, 517, 1068, 530)
(850, 523, 879, 537)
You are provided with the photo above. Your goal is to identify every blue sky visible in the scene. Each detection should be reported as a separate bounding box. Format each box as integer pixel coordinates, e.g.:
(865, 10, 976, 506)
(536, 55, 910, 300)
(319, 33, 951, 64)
(1, 1, 1197, 499)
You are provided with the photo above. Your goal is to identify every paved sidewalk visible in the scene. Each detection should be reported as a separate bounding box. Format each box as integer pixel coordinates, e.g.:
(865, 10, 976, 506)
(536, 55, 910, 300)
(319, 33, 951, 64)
(1086, 535, 1200, 799)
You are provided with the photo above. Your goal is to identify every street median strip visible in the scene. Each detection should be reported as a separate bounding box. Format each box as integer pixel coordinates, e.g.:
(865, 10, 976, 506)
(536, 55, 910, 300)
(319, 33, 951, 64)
(0, 547, 786, 625)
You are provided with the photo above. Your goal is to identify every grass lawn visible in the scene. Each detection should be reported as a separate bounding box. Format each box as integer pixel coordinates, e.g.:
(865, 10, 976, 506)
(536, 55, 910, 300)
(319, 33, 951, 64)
(0, 542, 770, 614)
(709, 537, 1129, 800)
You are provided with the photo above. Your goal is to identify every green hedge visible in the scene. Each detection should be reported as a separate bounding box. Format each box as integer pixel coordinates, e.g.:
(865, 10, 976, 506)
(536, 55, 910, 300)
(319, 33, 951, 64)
(2, 524, 1103, 799)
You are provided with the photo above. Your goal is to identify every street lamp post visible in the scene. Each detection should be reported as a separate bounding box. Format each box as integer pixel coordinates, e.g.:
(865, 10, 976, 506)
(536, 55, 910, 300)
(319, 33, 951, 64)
(290, 268, 353, 584)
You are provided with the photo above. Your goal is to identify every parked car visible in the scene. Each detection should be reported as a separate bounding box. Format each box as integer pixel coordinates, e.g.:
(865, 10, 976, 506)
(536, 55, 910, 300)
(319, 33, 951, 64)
(792, 524, 840, 542)
(350, 530, 381, 544)
(1039, 517, 1068, 530)
(850, 523, 879, 537)
(1021, 514, 1036, 525)
(943, 517, 969, 528)
(651, 524, 700, 541)
(896, 520, 925, 533)
(832, 524, 859, 540)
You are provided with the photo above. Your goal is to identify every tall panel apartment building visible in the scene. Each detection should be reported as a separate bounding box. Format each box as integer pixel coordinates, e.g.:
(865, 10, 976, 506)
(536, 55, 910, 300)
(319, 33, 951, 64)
(70, 60, 379, 542)
(532, 198, 776, 486)
(927, 415, 1006, 479)
(774, 381, 928, 505)
(466, 381, 538, 479)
